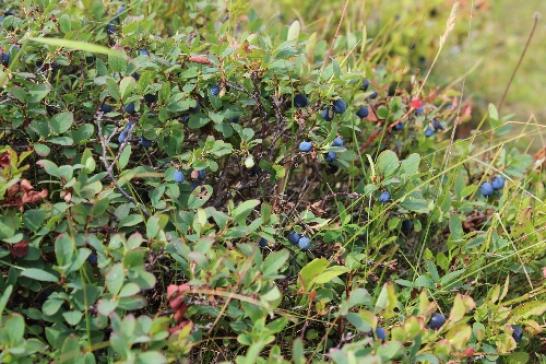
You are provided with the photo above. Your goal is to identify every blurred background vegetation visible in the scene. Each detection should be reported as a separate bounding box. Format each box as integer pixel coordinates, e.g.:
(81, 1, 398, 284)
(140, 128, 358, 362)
(249, 0, 546, 126)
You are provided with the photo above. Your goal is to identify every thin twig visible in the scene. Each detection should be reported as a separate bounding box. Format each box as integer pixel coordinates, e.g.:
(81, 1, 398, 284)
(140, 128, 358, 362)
(95, 114, 149, 217)
(497, 12, 540, 113)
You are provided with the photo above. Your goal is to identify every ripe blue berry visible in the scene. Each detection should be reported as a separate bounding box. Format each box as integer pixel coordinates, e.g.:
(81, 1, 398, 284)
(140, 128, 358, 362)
(173, 170, 185, 183)
(1, 52, 10, 66)
(429, 313, 445, 330)
(367, 91, 378, 100)
(180, 114, 190, 123)
(297, 236, 311, 250)
(144, 93, 157, 104)
(401, 220, 413, 234)
(332, 136, 344, 147)
(198, 170, 206, 180)
(325, 151, 336, 163)
(333, 98, 347, 114)
(87, 253, 98, 265)
(106, 21, 117, 35)
(479, 182, 494, 197)
(378, 191, 391, 203)
(394, 122, 404, 131)
(294, 93, 308, 108)
(100, 103, 114, 113)
(356, 105, 369, 118)
(432, 119, 444, 131)
(415, 107, 425, 116)
(512, 325, 523, 342)
(491, 175, 505, 190)
(424, 126, 435, 137)
(138, 137, 152, 148)
(124, 102, 136, 114)
(320, 107, 333, 121)
(210, 84, 220, 96)
(361, 79, 370, 91)
(287, 232, 301, 245)
(118, 130, 128, 144)
(259, 238, 268, 248)
(375, 327, 387, 340)
(138, 48, 150, 57)
(298, 141, 313, 152)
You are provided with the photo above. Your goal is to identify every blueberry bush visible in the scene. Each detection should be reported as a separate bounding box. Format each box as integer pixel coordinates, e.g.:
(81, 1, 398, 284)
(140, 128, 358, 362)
(1, 1, 545, 363)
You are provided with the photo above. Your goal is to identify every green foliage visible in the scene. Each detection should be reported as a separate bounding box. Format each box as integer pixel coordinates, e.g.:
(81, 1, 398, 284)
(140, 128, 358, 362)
(1, 0, 545, 363)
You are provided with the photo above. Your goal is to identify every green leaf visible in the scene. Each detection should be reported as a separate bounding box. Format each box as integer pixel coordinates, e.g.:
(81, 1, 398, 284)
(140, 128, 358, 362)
(299, 258, 329, 290)
(21, 268, 59, 283)
(137, 351, 167, 364)
(55, 234, 74, 268)
(0, 285, 13, 319)
(62, 310, 83, 326)
(50, 112, 74, 134)
(97, 298, 118, 316)
(262, 249, 289, 277)
(511, 301, 546, 322)
(287, 20, 301, 42)
(5, 314, 25, 345)
(376, 150, 399, 178)
(311, 265, 350, 285)
(29, 37, 126, 58)
(401, 153, 421, 176)
(187, 185, 213, 209)
(106, 263, 124, 295)
(232, 199, 260, 222)
(119, 76, 136, 100)
(118, 144, 131, 170)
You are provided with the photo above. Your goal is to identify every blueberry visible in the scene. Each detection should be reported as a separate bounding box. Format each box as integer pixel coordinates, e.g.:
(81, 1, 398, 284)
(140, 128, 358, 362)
(325, 151, 336, 163)
(115, 5, 126, 16)
(1, 52, 10, 66)
(138, 137, 152, 148)
(118, 130, 129, 144)
(378, 191, 391, 203)
(432, 119, 444, 131)
(332, 136, 344, 147)
(298, 141, 313, 152)
(479, 182, 494, 197)
(401, 220, 413, 234)
(356, 105, 369, 118)
(394, 122, 404, 131)
(333, 98, 347, 114)
(320, 107, 334, 121)
(361, 79, 370, 91)
(180, 114, 190, 123)
(144, 93, 157, 104)
(106, 21, 117, 35)
(367, 91, 378, 100)
(124, 102, 136, 114)
(512, 325, 523, 342)
(210, 84, 220, 97)
(173, 170, 185, 183)
(287, 232, 301, 245)
(100, 103, 114, 113)
(424, 126, 435, 137)
(415, 107, 425, 116)
(375, 327, 387, 340)
(297, 236, 311, 250)
(87, 253, 98, 265)
(198, 170, 206, 180)
(294, 93, 308, 108)
(388, 83, 397, 97)
(429, 313, 446, 330)
(138, 48, 150, 57)
(491, 175, 505, 190)
(259, 238, 268, 248)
